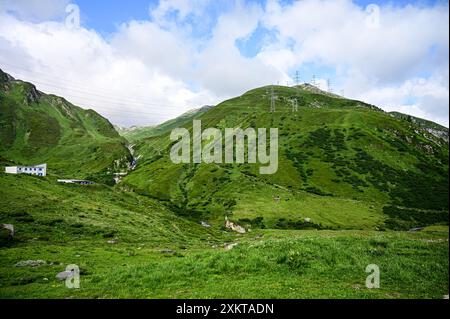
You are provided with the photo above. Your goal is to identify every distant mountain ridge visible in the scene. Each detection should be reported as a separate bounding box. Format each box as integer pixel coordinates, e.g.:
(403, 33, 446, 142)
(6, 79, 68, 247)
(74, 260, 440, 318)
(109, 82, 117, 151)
(118, 105, 214, 143)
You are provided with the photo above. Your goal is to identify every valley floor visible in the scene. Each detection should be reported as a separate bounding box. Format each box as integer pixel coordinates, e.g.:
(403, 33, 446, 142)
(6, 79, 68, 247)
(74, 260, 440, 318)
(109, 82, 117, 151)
(0, 229, 448, 299)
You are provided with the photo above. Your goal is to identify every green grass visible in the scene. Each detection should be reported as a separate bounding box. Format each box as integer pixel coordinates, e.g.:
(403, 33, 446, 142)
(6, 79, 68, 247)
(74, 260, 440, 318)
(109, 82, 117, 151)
(1, 174, 447, 298)
(0, 173, 222, 246)
(0, 228, 447, 298)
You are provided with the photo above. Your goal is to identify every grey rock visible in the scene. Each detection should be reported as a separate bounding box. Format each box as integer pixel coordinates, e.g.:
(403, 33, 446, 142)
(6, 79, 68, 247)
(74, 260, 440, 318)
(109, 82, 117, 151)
(224, 243, 238, 250)
(56, 270, 75, 281)
(0, 223, 14, 239)
(15, 259, 46, 267)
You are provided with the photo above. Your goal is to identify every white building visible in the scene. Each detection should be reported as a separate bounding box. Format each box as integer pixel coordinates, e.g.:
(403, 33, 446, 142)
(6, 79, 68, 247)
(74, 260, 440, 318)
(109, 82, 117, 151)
(4, 163, 47, 176)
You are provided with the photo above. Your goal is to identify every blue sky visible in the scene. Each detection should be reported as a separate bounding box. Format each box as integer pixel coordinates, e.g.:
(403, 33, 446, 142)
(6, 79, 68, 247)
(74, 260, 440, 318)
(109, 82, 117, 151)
(0, 0, 448, 127)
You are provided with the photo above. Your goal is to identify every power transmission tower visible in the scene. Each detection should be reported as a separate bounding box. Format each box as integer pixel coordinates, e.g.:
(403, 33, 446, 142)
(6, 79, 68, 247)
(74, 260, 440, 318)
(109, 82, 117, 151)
(327, 79, 333, 93)
(270, 86, 276, 113)
(295, 71, 300, 86)
(340, 89, 344, 97)
(312, 74, 316, 86)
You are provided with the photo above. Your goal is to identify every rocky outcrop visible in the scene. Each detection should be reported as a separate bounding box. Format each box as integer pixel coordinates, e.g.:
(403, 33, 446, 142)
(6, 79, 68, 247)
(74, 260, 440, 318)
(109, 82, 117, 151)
(0, 223, 14, 239)
(0, 69, 14, 83)
(15, 260, 46, 267)
(25, 83, 41, 105)
(225, 216, 246, 233)
(425, 128, 449, 143)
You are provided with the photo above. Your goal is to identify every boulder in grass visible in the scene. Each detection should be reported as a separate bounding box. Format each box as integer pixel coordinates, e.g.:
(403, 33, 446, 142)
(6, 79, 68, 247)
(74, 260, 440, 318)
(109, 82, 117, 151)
(200, 221, 211, 228)
(224, 243, 238, 250)
(56, 270, 75, 281)
(15, 259, 46, 267)
(0, 224, 14, 239)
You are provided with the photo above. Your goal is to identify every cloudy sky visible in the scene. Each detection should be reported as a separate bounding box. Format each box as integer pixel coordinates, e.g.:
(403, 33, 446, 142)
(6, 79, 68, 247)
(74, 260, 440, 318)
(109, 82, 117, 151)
(0, 0, 448, 127)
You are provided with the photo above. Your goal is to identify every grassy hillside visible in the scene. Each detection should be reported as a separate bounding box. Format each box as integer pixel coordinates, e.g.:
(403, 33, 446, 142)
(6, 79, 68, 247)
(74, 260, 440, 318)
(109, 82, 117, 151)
(118, 105, 213, 143)
(0, 69, 131, 180)
(121, 85, 449, 230)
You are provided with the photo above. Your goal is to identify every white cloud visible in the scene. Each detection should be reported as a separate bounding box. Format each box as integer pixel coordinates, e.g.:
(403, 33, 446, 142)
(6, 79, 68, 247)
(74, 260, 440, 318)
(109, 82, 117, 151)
(193, 2, 286, 96)
(0, 0, 448, 127)
(111, 20, 192, 79)
(263, 0, 448, 82)
(359, 75, 449, 127)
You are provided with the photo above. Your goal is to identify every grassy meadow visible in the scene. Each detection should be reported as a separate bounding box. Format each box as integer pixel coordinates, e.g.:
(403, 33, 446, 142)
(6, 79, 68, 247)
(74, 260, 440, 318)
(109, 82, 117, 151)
(0, 173, 448, 299)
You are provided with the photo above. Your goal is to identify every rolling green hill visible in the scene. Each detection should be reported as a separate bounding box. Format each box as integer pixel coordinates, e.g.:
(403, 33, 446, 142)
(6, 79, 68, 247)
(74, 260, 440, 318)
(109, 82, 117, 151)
(0, 69, 131, 180)
(121, 85, 449, 231)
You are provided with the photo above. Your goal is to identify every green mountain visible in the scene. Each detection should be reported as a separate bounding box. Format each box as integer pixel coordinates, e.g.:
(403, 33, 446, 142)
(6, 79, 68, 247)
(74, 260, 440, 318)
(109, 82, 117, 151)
(121, 85, 449, 231)
(0, 69, 131, 180)
(117, 105, 214, 143)
(0, 73, 448, 299)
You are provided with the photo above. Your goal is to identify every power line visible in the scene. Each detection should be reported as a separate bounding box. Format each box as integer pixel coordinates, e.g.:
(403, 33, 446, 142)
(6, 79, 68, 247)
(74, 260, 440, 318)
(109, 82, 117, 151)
(1, 63, 190, 109)
(0, 61, 167, 102)
(7, 71, 187, 110)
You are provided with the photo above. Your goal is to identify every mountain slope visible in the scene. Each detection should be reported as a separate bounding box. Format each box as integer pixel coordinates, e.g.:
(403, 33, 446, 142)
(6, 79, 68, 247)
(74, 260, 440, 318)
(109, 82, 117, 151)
(0, 69, 131, 180)
(118, 105, 214, 143)
(121, 85, 449, 230)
